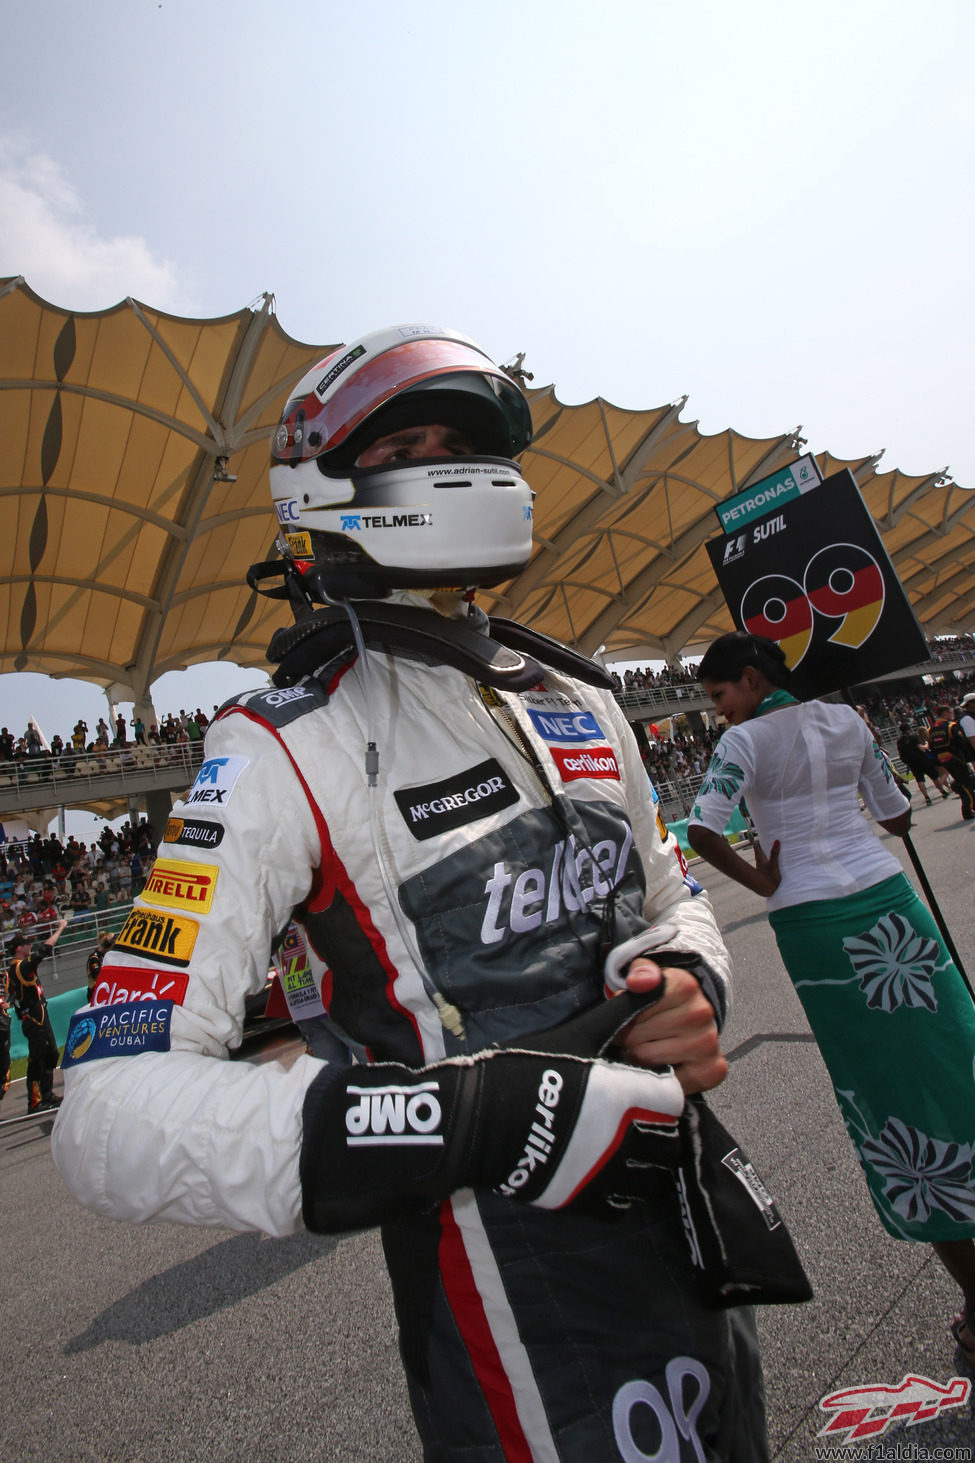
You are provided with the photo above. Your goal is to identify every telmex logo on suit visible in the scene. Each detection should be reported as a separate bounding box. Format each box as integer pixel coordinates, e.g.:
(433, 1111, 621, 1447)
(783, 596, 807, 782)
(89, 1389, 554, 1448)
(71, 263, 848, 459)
(182, 756, 248, 807)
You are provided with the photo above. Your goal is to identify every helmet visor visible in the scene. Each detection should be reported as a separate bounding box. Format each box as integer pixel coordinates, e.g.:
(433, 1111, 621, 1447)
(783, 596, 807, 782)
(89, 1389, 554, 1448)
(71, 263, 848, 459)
(274, 337, 531, 465)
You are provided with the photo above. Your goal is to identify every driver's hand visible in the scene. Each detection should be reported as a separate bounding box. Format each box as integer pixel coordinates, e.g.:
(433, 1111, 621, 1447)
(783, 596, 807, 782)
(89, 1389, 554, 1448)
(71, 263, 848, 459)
(614, 960, 728, 1094)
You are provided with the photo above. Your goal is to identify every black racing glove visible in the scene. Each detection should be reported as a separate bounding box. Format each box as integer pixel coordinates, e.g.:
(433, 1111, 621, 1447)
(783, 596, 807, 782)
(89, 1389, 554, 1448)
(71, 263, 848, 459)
(498, 987, 814, 1309)
(300, 1004, 684, 1234)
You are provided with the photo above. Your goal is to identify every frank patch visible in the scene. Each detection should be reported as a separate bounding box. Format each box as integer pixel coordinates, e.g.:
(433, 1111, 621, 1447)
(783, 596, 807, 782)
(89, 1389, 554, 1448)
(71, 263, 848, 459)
(115, 908, 199, 967)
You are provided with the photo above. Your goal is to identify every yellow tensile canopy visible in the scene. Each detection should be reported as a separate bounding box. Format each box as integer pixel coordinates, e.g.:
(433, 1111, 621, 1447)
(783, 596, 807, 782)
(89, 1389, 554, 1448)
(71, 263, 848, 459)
(2, 276, 972, 707)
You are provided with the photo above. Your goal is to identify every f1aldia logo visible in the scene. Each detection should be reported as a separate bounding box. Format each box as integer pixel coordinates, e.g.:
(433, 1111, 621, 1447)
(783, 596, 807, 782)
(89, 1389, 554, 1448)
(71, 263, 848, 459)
(818, 1373, 970, 1443)
(345, 1081, 443, 1145)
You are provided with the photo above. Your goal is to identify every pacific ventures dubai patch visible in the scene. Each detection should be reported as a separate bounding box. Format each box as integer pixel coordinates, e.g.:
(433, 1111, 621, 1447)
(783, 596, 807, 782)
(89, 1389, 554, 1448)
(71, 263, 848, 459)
(61, 1001, 173, 1068)
(115, 908, 199, 967)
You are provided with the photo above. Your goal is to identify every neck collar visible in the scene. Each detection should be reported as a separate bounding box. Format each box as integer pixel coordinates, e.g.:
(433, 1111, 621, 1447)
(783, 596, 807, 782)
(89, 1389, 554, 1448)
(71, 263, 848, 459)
(755, 688, 798, 717)
(267, 599, 616, 693)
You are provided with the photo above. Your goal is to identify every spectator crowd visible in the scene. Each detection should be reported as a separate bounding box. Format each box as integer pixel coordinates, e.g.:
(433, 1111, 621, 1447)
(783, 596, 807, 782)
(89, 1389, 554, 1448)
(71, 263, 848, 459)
(0, 706, 217, 769)
(612, 661, 702, 691)
(0, 819, 156, 943)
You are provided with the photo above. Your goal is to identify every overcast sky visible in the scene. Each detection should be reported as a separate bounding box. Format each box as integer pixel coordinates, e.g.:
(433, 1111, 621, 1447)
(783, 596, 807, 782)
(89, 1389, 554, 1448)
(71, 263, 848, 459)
(1, 0, 973, 834)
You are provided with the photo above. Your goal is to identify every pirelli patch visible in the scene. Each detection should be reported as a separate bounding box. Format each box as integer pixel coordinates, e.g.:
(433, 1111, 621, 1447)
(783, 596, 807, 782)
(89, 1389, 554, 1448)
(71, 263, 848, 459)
(142, 858, 218, 915)
(115, 908, 199, 967)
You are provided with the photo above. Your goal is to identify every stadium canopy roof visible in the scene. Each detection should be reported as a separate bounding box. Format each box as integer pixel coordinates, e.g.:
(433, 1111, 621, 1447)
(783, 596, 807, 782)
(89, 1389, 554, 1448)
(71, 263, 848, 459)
(2, 276, 973, 712)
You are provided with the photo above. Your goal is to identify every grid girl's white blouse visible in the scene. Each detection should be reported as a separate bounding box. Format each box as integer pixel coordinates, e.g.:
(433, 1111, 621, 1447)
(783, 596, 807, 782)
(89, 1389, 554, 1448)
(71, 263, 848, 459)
(688, 700, 909, 912)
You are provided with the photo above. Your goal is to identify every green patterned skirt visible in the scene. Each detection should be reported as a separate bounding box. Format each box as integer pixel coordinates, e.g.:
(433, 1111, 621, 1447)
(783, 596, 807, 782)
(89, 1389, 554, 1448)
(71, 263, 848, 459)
(769, 872, 975, 1242)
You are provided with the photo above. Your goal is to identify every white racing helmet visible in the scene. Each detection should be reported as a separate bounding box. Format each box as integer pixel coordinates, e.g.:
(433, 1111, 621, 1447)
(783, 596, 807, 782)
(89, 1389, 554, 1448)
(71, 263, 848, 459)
(269, 324, 535, 601)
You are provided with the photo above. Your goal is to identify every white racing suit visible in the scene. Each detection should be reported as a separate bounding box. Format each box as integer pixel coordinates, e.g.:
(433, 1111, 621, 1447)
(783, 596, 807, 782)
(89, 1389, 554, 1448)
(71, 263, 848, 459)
(53, 598, 767, 1462)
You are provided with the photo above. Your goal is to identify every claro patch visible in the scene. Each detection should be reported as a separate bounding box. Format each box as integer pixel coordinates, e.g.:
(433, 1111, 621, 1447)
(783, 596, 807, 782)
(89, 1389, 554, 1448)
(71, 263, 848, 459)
(394, 758, 519, 841)
(90, 964, 190, 1007)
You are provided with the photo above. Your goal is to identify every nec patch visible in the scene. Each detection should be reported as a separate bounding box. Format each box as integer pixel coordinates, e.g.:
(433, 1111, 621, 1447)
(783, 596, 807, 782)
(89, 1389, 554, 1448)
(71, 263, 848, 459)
(62, 1001, 173, 1068)
(550, 745, 620, 782)
(142, 859, 218, 915)
(182, 755, 249, 807)
(526, 708, 604, 744)
(394, 758, 519, 841)
(115, 908, 199, 967)
(164, 816, 224, 850)
(90, 964, 190, 1007)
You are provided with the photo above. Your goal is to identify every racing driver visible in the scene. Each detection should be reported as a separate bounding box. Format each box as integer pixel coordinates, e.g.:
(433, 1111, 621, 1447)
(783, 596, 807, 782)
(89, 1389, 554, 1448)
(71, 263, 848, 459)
(53, 324, 772, 1461)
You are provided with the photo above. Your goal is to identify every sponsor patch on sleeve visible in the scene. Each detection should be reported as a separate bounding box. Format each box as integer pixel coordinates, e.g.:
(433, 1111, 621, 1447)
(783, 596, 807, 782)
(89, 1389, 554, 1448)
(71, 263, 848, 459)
(142, 858, 218, 915)
(549, 745, 620, 783)
(164, 816, 224, 850)
(114, 908, 199, 967)
(394, 758, 520, 840)
(90, 964, 190, 1007)
(61, 1001, 173, 1067)
(180, 755, 249, 808)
